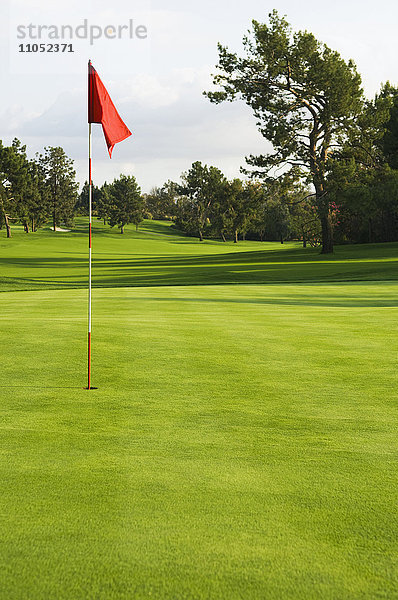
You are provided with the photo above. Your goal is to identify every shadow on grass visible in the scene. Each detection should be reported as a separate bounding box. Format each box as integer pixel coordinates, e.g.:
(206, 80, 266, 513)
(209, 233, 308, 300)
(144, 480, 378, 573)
(98, 293, 398, 308)
(140, 221, 182, 236)
(1, 243, 397, 292)
(6, 386, 81, 389)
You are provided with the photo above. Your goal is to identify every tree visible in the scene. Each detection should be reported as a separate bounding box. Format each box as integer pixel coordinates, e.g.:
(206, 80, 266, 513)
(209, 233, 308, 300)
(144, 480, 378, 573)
(0, 139, 48, 237)
(23, 160, 50, 232)
(97, 182, 113, 225)
(37, 146, 78, 231)
(205, 10, 364, 253)
(333, 84, 393, 172)
(0, 139, 28, 237)
(0, 150, 13, 237)
(173, 196, 198, 237)
(214, 179, 263, 242)
(380, 84, 398, 169)
(209, 181, 233, 242)
(325, 85, 398, 243)
(107, 174, 143, 233)
(328, 161, 398, 244)
(265, 173, 320, 246)
(144, 181, 178, 220)
(263, 197, 290, 243)
(75, 181, 104, 217)
(289, 196, 321, 247)
(178, 162, 227, 241)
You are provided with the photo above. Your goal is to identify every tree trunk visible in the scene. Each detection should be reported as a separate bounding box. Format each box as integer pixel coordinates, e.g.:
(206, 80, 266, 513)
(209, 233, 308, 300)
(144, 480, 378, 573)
(31, 218, 35, 232)
(311, 136, 333, 253)
(280, 234, 284, 244)
(368, 218, 373, 243)
(23, 221, 29, 233)
(242, 232, 246, 241)
(303, 232, 307, 248)
(53, 209, 56, 232)
(104, 219, 106, 225)
(4, 214, 11, 238)
(199, 229, 203, 241)
(221, 231, 226, 242)
(121, 225, 124, 234)
(136, 224, 139, 231)
(234, 230, 238, 243)
(313, 174, 333, 253)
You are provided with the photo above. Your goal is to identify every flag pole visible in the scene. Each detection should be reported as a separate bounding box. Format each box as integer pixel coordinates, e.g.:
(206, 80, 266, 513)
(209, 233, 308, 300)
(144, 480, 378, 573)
(88, 119, 92, 389)
(86, 60, 132, 388)
(87, 57, 93, 390)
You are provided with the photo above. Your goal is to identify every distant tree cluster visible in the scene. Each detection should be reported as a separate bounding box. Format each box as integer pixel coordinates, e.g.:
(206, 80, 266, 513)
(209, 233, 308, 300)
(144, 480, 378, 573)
(0, 140, 78, 237)
(0, 138, 145, 237)
(143, 163, 321, 245)
(77, 174, 144, 234)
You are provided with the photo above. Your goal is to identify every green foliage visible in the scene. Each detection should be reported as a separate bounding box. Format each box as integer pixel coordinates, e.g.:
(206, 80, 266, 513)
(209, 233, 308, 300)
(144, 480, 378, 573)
(75, 181, 104, 217)
(36, 146, 78, 230)
(96, 181, 114, 224)
(263, 197, 290, 242)
(143, 181, 178, 220)
(177, 161, 227, 241)
(217, 179, 264, 242)
(24, 159, 51, 231)
(206, 9, 364, 252)
(106, 174, 143, 233)
(329, 163, 398, 243)
(268, 174, 321, 246)
(0, 138, 49, 236)
(325, 82, 398, 244)
(289, 196, 321, 247)
(171, 164, 323, 244)
(379, 83, 398, 169)
(333, 84, 394, 172)
(173, 195, 198, 237)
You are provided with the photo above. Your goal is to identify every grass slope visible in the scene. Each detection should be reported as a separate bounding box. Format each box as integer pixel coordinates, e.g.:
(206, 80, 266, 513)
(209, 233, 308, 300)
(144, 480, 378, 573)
(0, 218, 397, 292)
(0, 221, 397, 599)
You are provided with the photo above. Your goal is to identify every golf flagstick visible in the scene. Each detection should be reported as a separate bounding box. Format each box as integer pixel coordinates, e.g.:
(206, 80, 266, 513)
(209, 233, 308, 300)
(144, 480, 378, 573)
(86, 60, 132, 389)
(87, 120, 92, 390)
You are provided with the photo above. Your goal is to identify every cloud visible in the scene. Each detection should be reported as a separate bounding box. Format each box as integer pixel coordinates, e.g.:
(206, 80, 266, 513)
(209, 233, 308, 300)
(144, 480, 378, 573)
(0, 105, 41, 134)
(2, 66, 269, 191)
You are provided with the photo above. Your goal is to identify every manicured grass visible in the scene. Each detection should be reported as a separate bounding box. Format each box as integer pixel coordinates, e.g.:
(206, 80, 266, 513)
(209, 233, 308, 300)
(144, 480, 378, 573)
(1, 218, 397, 292)
(0, 221, 397, 599)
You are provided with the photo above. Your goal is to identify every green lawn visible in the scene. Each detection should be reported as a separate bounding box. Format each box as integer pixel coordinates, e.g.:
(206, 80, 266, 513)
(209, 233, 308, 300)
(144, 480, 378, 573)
(1, 218, 397, 291)
(0, 220, 397, 599)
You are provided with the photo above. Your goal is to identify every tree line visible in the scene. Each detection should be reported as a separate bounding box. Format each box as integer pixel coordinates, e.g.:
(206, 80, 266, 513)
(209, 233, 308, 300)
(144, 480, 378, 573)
(2, 134, 398, 248)
(0, 141, 79, 237)
(2, 10, 398, 248)
(0, 141, 144, 237)
(143, 165, 322, 245)
(73, 165, 320, 245)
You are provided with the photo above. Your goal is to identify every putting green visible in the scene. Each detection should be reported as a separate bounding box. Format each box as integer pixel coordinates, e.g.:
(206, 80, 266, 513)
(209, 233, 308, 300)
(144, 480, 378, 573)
(0, 221, 397, 599)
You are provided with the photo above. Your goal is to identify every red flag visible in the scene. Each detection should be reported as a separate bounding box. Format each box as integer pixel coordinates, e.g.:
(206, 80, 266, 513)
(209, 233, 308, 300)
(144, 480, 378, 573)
(88, 61, 132, 158)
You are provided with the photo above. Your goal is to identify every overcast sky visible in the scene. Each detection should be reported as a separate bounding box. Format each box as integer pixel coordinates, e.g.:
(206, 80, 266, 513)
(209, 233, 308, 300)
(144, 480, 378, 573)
(1, 0, 397, 192)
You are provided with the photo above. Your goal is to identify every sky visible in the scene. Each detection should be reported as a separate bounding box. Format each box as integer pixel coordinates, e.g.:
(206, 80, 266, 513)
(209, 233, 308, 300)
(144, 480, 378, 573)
(1, 0, 397, 192)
